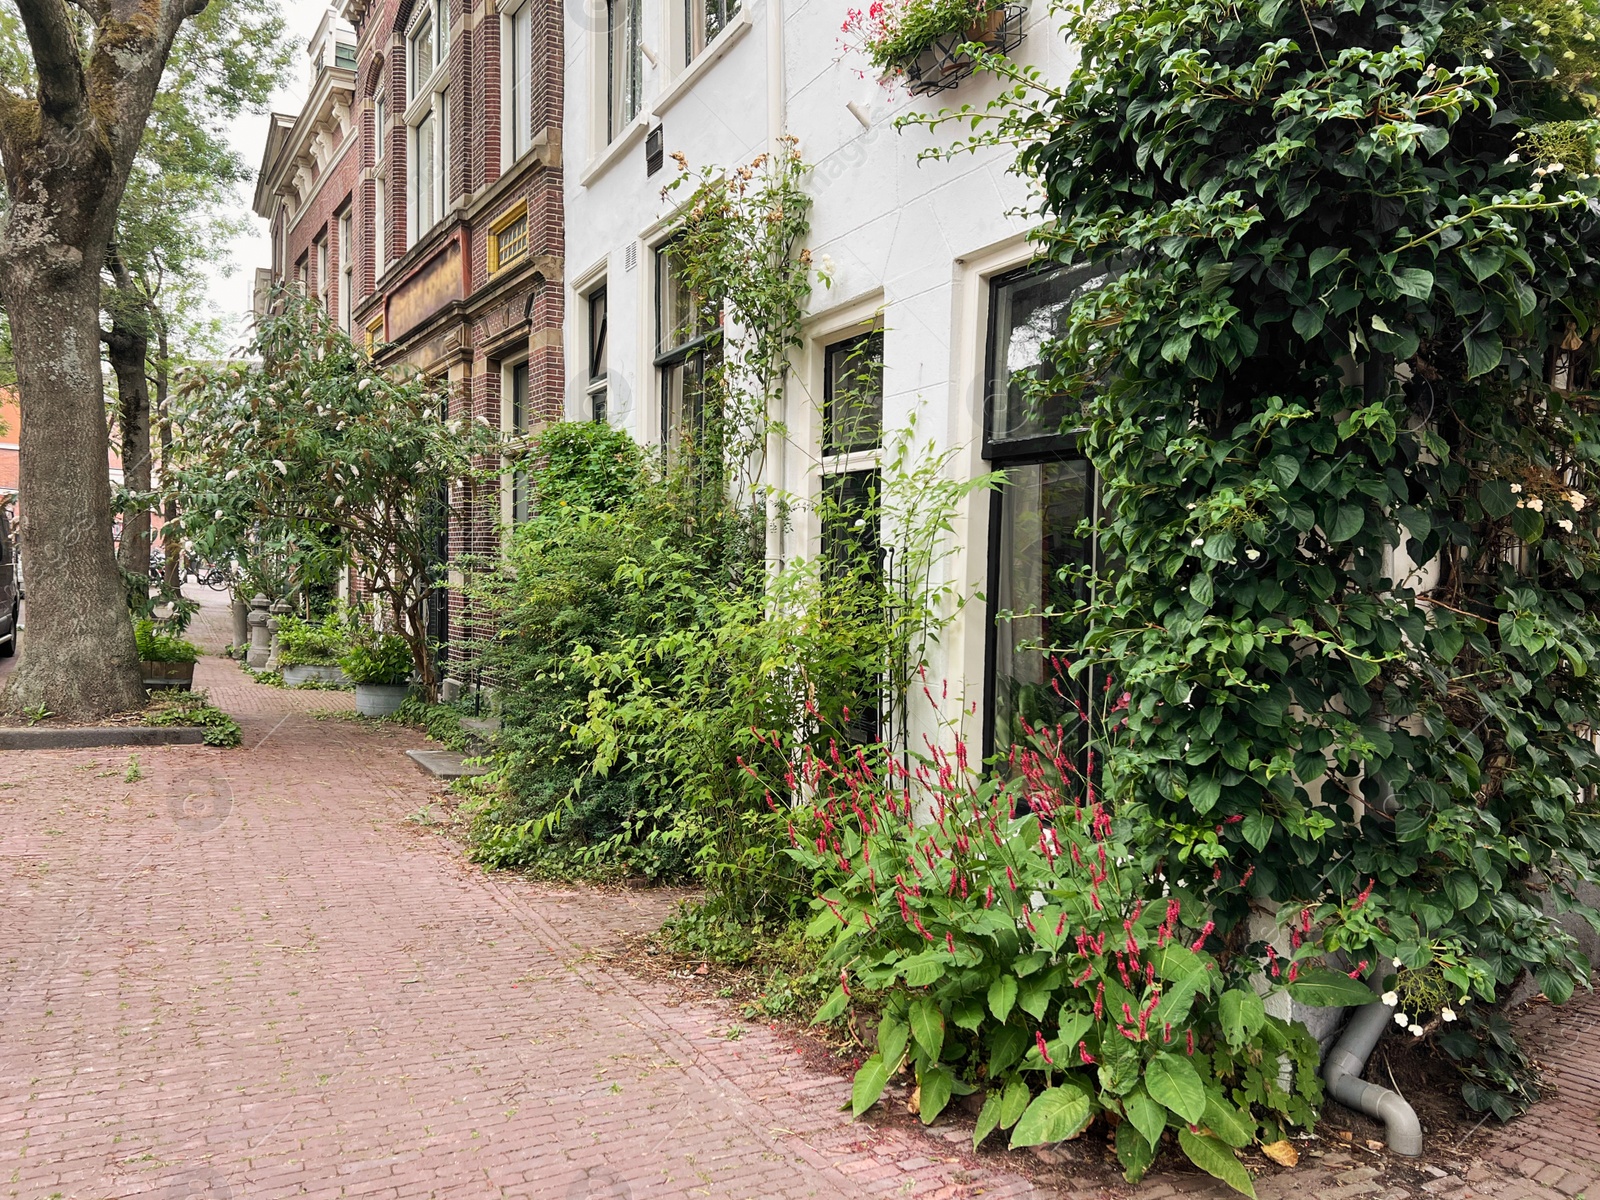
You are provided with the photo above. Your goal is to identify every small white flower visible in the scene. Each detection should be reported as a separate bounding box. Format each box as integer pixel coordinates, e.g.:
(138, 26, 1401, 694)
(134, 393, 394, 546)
(1245, 548, 1261, 561)
(1528, 497, 1544, 512)
(1191, 537, 1205, 548)
(1393, 957, 1403, 967)
(1510, 482, 1523, 493)
(1441, 1007, 1457, 1022)
(214, 508, 224, 519)
(273, 460, 288, 476)
(1394, 1012, 1410, 1027)
(1506, 151, 1519, 162)
(1484, 48, 1494, 59)
(1558, 519, 1574, 533)
(1531, 181, 1544, 193)
(1186, 503, 1197, 511)
(1410, 1024, 1426, 1038)
(1568, 491, 1587, 512)
(1381, 990, 1399, 1006)
(358, 378, 372, 391)
(1549, 162, 1565, 173)
(1461, 995, 1470, 1005)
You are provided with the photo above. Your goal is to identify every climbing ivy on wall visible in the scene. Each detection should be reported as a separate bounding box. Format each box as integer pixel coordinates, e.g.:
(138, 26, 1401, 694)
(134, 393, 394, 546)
(925, 0, 1600, 1014)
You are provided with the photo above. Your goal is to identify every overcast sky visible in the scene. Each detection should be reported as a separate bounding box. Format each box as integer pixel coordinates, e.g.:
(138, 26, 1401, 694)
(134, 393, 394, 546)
(203, 0, 338, 351)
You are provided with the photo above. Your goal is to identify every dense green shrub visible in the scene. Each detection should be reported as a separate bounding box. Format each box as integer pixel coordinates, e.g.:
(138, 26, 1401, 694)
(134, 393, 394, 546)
(338, 627, 413, 685)
(273, 613, 348, 667)
(134, 620, 200, 664)
(145, 689, 243, 747)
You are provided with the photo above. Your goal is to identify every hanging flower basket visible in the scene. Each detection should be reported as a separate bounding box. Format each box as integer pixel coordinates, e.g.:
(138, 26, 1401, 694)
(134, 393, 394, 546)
(842, 0, 1027, 95)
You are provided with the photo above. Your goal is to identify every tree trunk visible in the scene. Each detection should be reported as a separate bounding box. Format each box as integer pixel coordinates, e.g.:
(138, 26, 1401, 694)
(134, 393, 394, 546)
(0, 262, 145, 717)
(156, 321, 181, 594)
(106, 253, 153, 583)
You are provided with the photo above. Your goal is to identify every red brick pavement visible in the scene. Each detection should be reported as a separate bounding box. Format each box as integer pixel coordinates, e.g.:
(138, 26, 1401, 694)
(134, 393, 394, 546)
(0, 588, 1595, 1200)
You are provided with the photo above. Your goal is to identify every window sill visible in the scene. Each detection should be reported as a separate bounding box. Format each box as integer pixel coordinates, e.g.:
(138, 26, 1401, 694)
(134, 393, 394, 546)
(652, 13, 752, 119)
(578, 111, 651, 188)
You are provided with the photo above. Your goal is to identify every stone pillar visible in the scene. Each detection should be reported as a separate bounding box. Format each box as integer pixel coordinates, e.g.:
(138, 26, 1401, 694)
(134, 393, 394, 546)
(265, 599, 293, 670)
(230, 595, 251, 655)
(246, 594, 273, 668)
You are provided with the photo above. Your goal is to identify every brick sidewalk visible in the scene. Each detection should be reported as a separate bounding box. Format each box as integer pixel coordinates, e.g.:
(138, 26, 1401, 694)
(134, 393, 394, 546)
(1, 625, 1596, 1199)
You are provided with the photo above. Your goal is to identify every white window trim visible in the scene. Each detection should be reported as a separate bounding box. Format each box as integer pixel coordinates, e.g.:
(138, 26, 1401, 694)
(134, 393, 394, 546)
(407, 93, 447, 246)
(500, 356, 531, 529)
(338, 210, 353, 332)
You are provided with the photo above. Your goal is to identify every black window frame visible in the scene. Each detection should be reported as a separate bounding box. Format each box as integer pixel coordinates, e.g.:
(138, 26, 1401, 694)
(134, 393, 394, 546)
(508, 360, 531, 523)
(654, 240, 720, 453)
(822, 329, 885, 458)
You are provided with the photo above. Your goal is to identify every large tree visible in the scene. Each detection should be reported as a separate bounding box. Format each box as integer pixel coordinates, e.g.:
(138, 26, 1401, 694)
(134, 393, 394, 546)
(0, 0, 212, 718)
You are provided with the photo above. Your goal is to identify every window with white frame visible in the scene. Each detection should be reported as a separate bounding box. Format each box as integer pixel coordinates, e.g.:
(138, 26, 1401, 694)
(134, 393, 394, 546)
(374, 177, 388, 272)
(607, 0, 641, 142)
(407, 0, 449, 245)
(373, 86, 387, 160)
(502, 0, 534, 166)
(587, 286, 608, 422)
(656, 240, 718, 460)
(338, 209, 353, 331)
(686, 0, 738, 62)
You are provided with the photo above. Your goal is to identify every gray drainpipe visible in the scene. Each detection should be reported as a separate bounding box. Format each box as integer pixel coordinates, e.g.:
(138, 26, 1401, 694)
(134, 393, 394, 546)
(1320, 972, 1424, 1156)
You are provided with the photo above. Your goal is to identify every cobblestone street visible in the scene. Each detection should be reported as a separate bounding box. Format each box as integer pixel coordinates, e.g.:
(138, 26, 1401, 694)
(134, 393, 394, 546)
(0, 592, 1597, 1199)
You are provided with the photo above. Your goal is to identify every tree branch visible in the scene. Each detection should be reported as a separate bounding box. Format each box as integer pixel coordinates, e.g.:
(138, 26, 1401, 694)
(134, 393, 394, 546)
(13, 0, 86, 126)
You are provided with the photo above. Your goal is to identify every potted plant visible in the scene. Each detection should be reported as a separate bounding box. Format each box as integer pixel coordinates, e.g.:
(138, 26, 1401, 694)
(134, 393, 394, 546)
(339, 627, 414, 717)
(135, 619, 201, 690)
(275, 613, 351, 687)
(840, 0, 1022, 94)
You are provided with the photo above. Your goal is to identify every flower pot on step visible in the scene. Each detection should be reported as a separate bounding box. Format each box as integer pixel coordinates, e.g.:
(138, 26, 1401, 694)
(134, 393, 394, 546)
(354, 682, 410, 717)
(282, 663, 350, 687)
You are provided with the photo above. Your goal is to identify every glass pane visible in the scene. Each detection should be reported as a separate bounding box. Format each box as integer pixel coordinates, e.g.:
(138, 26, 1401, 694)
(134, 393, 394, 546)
(589, 289, 608, 382)
(591, 388, 607, 423)
(414, 110, 435, 232)
(656, 243, 713, 356)
(662, 347, 718, 454)
(992, 458, 1093, 758)
(411, 17, 433, 94)
(989, 263, 1099, 445)
(821, 468, 880, 576)
(824, 331, 883, 456)
(609, 0, 641, 137)
(511, 363, 530, 522)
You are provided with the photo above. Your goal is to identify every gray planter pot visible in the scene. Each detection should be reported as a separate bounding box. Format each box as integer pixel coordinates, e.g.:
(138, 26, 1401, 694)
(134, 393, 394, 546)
(281, 663, 350, 687)
(354, 682, 409, 717)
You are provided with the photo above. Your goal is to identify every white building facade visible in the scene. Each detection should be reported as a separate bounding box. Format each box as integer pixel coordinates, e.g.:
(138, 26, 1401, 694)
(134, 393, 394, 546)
(561, 0, 1087, 758)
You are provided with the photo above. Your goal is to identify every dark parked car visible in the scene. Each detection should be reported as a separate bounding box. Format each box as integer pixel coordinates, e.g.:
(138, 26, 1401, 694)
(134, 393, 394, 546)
(0, 506, 20, 658)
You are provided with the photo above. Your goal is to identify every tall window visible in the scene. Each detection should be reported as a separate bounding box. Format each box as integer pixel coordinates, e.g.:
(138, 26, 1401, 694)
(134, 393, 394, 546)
(315, 235, 329, 310)
(374, 177, 387, 272)
(983, 261, 1105, 762)
(587, 287, 608, 422)
(507, 361, 530, 522)
(337, 210, 353, 331)
(656, 242, 718, 457)
(820, 331, 885, 743)
(408, 0, 448, 245)
(686, 0, 739, 61)
(607, 0, 641, 141)
(374, 89, 387, 160)
(503, 0, 534, 164)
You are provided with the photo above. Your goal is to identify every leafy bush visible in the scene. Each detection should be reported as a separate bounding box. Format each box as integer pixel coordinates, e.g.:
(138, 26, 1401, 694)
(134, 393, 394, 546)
(791, 722, 1345, 1193)
(145, 689, 242, 747)
(338, 627, 413, 685)
(134, 620, 200, 664)
(273, 613, 348, 667)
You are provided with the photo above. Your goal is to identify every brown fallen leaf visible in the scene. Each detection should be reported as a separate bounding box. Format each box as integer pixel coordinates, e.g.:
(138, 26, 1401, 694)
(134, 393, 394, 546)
(1260, 1140, 1299, 1167)
(907, 1085, 921, 1116)
(1337, 1130, 1354, 1143)
(1366, 1139, 1386, 1152)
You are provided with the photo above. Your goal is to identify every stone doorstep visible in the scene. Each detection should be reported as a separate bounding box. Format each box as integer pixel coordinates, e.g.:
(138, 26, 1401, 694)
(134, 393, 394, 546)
(405, 749, 491, 780)
(0, 726, 208, 751)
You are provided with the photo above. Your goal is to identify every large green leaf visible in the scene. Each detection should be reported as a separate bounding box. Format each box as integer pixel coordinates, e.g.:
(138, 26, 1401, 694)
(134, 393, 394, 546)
(1219, 987, 1267, 1049)
(1124, 1086, 1168, 1148)
(1009, 1084, 1094, 1148)
(988, 974, 1018, 1022)
(1287, 966, 1376, 1007)
(877, 1012, 908, 1071)
(1328, 504, 1365, 543)
(999, 1077, 1032, 1128)
(974, 1089, 1004, 1148)
(1145, 1052, 1207, 1124)
(1116, 1121, 1158, 1183)
(919, 1065, 955, 1124)
(1179, 1129, 1257, 1197)
(812, 985, 848, 1024)
(1463, 331, 1503, 379)
(909, 997, 945, 1062)
(1203, 1090, 1257, 1147)
(851, 1054, 891, 1117)
(988, 1024, 1029, 1076)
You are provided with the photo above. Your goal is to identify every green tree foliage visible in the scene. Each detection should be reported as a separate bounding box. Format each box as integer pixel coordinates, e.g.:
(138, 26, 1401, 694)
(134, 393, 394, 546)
(922, 0, 1600, 1048)
(170, 295, 503, 696)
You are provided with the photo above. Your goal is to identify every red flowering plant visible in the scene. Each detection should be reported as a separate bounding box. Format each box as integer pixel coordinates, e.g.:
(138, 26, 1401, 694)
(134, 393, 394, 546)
(839, 0, 1003, 82)
(784, 712, 1361, 1193)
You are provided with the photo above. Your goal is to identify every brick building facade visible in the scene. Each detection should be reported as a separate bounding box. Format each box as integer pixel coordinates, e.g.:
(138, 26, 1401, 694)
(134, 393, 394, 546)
(253, 0, 564, 687)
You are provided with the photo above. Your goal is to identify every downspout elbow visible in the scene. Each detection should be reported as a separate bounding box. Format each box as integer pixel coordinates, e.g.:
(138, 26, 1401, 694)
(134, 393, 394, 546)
(1320, 976, 1424, 1157)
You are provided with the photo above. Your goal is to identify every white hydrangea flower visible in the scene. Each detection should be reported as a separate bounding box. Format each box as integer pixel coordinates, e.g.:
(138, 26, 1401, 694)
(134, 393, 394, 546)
(1527, 497, 1544, 512)
(1245, 548, 1261, 561)
(1568, 491, 1586, 512)
(1510, 483, 1523, 493)
(1410, 1024, 1426, 1038)
(1381, 991, 1399, 1006)
(1558, 519, 1575, 533)
(1393, 957, 1403, 967)
(1441, 1007, 1457, 1022)
(1394, 1012, 1410, 1027)
(1191, 537, 1205, 547)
